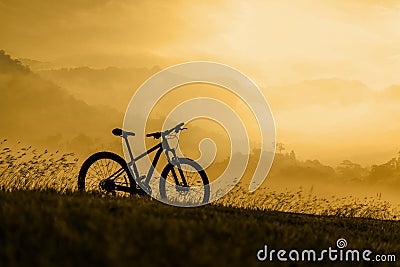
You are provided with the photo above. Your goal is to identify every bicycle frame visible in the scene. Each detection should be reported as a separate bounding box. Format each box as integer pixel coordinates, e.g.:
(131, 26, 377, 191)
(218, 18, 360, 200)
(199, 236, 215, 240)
(121, 134, 187, 193)
(124, 136, 162, 185)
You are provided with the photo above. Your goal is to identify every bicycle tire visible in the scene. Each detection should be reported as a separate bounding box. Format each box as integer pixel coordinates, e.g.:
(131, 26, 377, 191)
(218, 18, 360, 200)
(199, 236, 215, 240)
(159, 158, 210, 205)
(78, 151, 136, 196)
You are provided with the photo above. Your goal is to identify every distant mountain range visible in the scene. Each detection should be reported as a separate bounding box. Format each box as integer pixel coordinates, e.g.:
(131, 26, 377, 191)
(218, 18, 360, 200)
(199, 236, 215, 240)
(31, 63, 400, 113)
(266, 78, 372, 110)
(37, 66, 161, 112)
(5, 51, 400, 165)
(17, 55, 400, 108)
(18, 58, 60, 71)
(0, 50, 122, 156)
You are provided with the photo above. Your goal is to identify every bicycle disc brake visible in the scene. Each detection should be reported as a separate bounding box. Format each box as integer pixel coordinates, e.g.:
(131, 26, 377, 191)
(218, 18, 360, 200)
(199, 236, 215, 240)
(176, 184, 190, 195)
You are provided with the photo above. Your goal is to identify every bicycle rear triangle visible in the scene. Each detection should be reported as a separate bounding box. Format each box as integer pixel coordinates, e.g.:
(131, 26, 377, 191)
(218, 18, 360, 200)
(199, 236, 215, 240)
(78, 122, 210, 206)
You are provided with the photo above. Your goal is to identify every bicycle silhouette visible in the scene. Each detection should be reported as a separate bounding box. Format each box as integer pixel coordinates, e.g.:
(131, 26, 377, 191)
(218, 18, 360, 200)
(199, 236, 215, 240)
(78, 122, 210, 205)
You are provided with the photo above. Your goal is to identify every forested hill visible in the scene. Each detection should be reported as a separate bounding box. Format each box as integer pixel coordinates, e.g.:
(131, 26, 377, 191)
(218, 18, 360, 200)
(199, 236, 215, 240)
(0, 50, 121, 156)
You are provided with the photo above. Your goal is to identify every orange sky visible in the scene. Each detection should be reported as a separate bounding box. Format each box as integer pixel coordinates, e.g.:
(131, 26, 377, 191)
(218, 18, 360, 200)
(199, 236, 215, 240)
(1, 0, 400, 166)
(1, 0, 399, 89)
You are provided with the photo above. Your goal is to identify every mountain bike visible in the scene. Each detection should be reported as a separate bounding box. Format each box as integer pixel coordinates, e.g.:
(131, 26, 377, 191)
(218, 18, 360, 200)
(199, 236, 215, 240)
(78, 122, 210, 205)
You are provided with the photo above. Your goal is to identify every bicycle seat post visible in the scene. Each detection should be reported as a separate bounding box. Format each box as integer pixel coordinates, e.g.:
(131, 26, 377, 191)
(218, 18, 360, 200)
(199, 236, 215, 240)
(123, 136, 135, 163)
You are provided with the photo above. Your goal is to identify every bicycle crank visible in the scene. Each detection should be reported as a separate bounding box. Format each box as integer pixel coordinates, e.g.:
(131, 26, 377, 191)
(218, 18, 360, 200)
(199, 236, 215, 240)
(99, 178, 116, 192)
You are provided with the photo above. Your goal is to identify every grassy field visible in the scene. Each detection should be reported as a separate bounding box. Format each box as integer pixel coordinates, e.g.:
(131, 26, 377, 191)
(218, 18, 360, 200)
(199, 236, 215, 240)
(1, 143, 399, 266)
(1, 190, 399, 267)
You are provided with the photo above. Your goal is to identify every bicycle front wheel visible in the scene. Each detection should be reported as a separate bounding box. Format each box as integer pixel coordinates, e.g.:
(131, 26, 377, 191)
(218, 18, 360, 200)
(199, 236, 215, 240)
(78, 151, 135, 196)
(159, 158, 210, 206)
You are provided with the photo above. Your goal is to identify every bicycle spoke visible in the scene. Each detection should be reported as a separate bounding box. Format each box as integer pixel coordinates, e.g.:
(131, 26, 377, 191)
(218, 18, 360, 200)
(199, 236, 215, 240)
(162, 161, 207, 205)
(98, 160, 107, 179)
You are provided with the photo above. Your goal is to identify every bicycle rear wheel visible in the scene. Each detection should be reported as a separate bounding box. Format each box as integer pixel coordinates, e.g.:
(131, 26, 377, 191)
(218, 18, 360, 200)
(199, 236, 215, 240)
(159, 158, 210, 206)
(78, 151, 136, 196)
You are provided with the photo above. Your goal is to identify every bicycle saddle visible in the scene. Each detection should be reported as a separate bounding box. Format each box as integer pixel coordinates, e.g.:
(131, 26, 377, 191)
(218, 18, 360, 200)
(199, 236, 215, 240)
(112, 128, 135, 137)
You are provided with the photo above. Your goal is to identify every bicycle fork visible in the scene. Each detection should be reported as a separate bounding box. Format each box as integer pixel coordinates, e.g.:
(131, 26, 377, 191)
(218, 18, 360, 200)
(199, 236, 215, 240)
(166, 149, 189, 189)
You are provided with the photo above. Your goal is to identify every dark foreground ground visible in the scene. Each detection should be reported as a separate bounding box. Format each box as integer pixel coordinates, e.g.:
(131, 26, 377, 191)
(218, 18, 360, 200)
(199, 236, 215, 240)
(0, 190, 399, 267)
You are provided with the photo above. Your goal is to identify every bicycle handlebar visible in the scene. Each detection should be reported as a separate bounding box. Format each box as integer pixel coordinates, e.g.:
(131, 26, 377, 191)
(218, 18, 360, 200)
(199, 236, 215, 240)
(163, 122, 185, 136)
(146, 122, 186, 139)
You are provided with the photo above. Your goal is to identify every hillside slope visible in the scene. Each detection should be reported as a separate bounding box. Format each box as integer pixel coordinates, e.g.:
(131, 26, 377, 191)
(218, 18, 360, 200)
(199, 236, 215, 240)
(0, 50, 122, 156)
(37, 66, 160, 112)
(0, 190, 399, 267)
